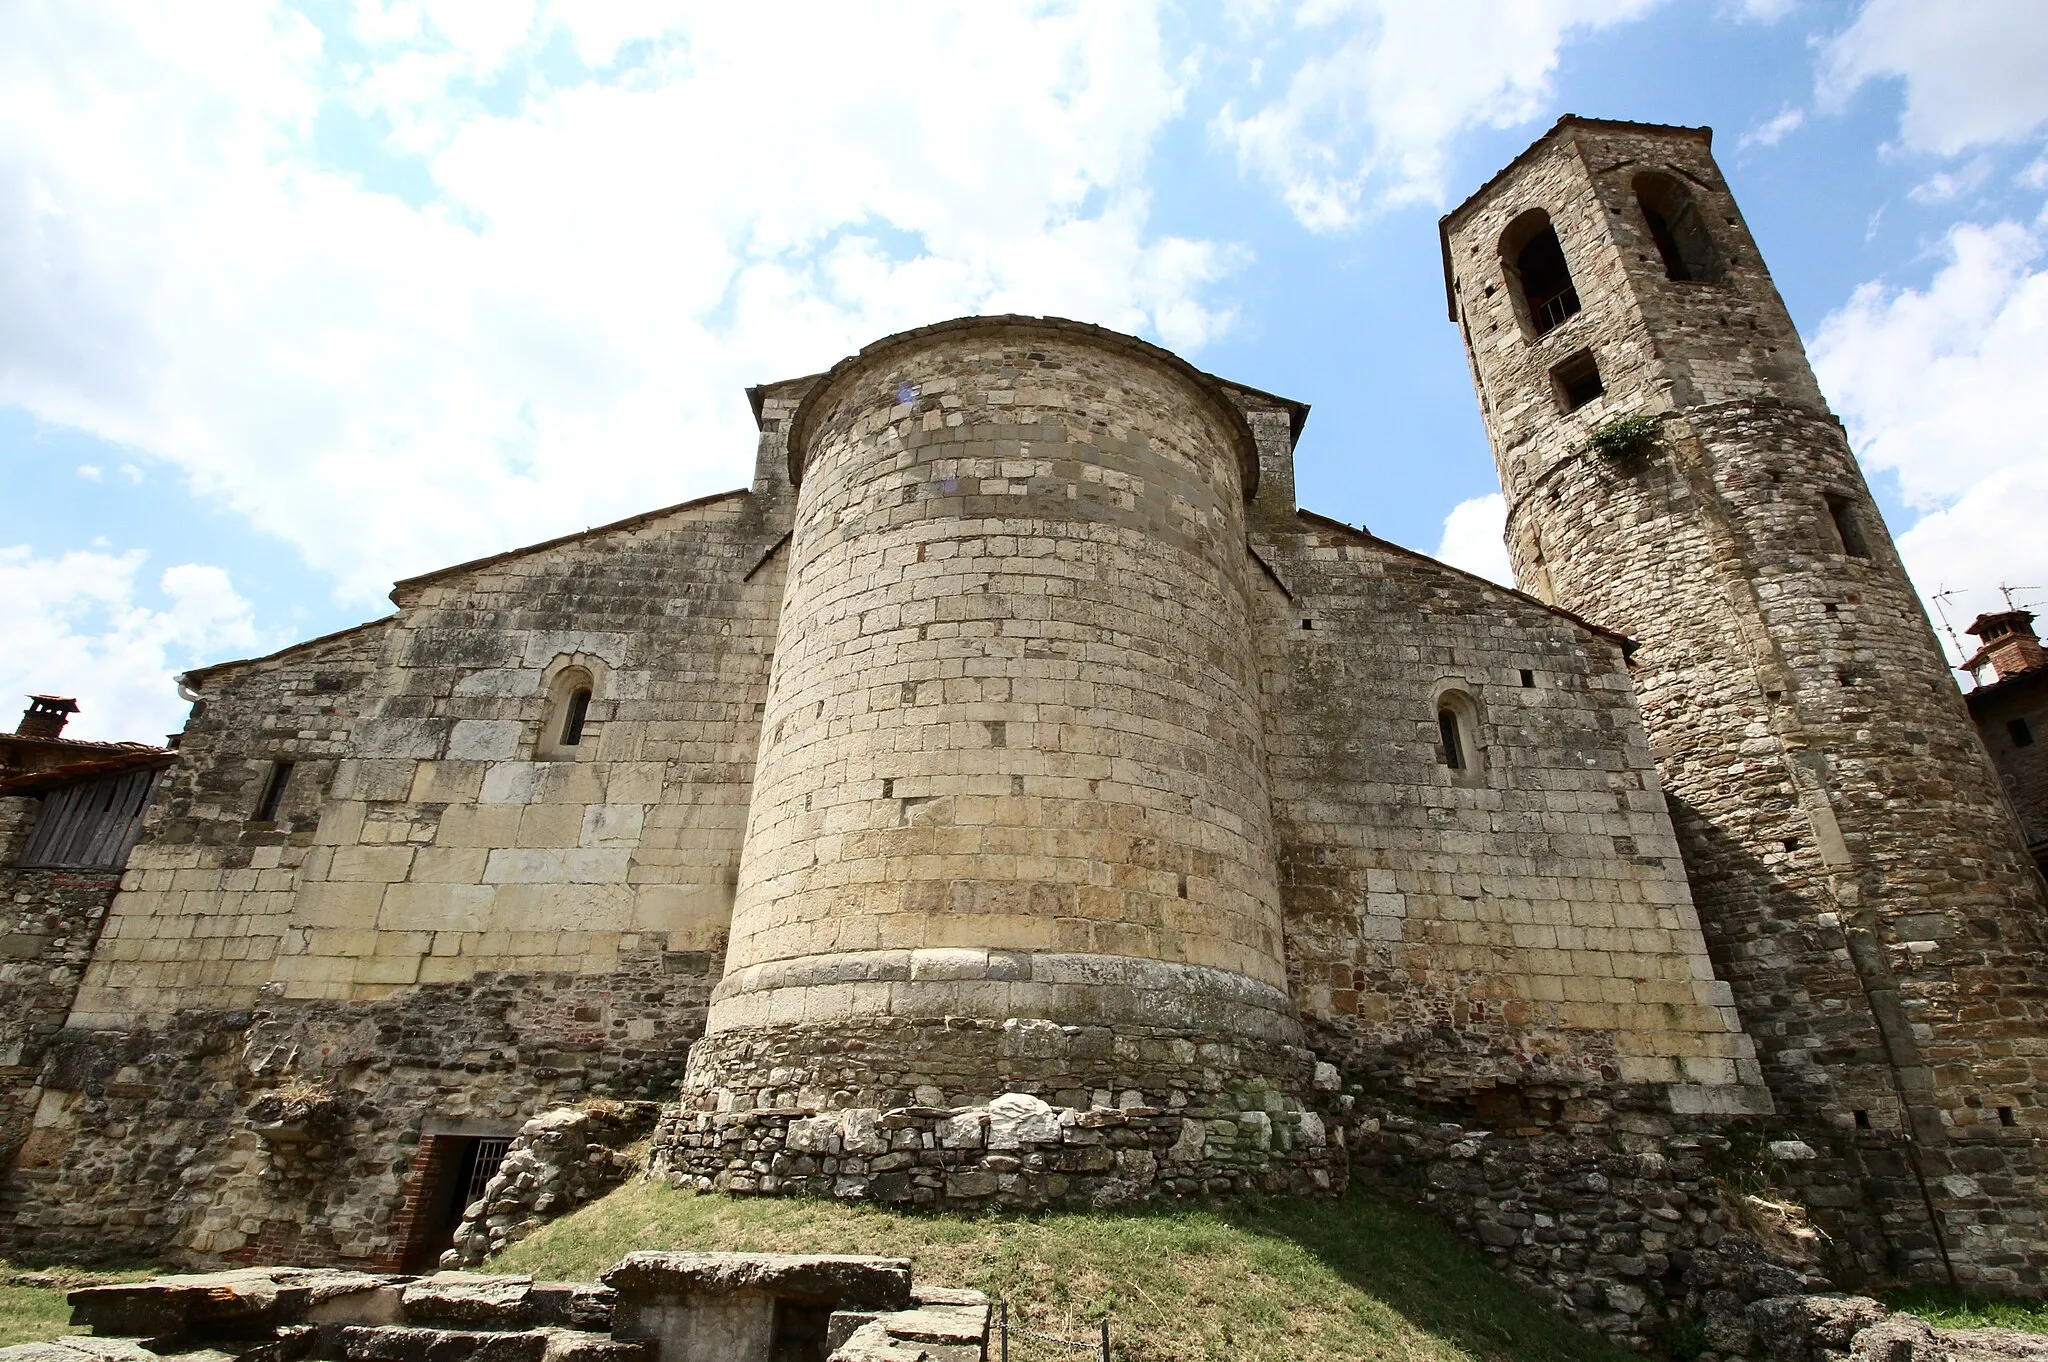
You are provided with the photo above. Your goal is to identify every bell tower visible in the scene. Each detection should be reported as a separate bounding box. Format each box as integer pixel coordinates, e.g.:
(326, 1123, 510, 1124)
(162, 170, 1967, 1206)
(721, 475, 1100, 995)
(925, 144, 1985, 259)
(1443, 117, 2048, 1290)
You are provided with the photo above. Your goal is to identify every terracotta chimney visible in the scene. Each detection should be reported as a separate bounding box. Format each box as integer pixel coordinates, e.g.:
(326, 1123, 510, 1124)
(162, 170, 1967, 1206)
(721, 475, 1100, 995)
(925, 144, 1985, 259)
(16, 695, 80, 740)
(1963, 611, 2048, 686)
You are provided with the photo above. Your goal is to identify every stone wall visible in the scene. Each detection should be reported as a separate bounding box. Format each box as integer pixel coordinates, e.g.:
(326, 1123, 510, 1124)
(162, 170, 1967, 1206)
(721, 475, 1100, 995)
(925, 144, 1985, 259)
(3, 948, 715, 1266)
(66, 620, 391, 1028)
(1965, 677, 2048, 864)
(1349, 1102, 1824, 1353)
(1250, 512, 1767, 1117)
(654, 1084, 1341, 1209)
(1444, 116, 2048, 1292)
(258, 482, 787, 1009)
(0, 854, 121, 1168)
(5, 412, 807, 1265)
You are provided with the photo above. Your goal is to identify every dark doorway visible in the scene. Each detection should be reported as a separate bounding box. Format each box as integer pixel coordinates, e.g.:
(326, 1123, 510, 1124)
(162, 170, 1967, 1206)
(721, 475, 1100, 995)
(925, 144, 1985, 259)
(770, 1301, 834, 1362)
(401, 1134, 511, 1271)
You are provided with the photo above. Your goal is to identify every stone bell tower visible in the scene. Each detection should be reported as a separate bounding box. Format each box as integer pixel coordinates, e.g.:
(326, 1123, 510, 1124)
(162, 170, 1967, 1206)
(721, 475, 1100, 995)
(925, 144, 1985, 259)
(1443, 117, 2048, 1290)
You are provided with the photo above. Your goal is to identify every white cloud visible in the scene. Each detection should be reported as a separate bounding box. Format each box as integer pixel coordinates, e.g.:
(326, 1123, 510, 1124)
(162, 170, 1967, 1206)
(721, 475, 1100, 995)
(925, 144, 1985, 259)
(1812, 218, 2048, 664)
(1433, 491, 1515, 587)
(0, 1, 1235, 606)
(1740, 105, 1805, 150)
(0, 547, 262, 742)
(1729, 0, 1795, 21)
(1908, 157, 1993, 205)
(76, 464, 102, 482)
(1212, 0, 1657, 229)
(1819, 0, 2048, 155)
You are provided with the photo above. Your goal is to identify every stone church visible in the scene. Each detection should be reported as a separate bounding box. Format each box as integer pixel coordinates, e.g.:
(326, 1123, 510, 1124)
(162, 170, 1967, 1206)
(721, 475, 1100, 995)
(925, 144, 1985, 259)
(2, 118, 2043, 1302)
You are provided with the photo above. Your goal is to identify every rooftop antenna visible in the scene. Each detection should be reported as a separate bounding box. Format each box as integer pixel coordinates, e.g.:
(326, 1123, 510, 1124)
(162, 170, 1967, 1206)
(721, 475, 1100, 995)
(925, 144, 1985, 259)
(1929, 588, 1969, 670)
(1998, 582, 2041, 611)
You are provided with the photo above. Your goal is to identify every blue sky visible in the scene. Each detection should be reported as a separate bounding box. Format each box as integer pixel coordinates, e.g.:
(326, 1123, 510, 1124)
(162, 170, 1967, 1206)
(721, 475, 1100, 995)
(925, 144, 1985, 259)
(5, 0, 2048, 741)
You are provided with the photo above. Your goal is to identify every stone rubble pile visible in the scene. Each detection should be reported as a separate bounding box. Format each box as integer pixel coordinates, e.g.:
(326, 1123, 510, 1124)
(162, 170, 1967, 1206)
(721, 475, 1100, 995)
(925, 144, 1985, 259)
(444, 1104, 658, 1268)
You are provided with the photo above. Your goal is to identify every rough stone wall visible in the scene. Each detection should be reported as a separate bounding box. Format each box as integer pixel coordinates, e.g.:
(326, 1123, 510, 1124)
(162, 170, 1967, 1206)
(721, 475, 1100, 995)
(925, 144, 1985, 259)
(1249, 513, 1766, 1118)
(1, 953, 712, 1266)
(0, 856, 120, 1167)
(66, 622, 393, 1029)
(654, 1085, 1341, 1209)
(1966, 678, 2048, 861)
(1445, 118, 2048, 1290)
(689, 319, 1303, 1126)
(1348, 1101, 1838, 1354)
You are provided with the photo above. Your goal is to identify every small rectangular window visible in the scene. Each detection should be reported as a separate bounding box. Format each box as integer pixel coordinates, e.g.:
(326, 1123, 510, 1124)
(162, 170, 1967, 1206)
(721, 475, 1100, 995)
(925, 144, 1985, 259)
(1853, 1109, 1871, 1129)
(2010, 717, 2034, 748)
(1826, 494, 1871, 558)
(1438, 710, 1466, 770)
(1519, 669, 1536, 688)
(255, 760, 295, 822)
(1551, 351, 1604, 412)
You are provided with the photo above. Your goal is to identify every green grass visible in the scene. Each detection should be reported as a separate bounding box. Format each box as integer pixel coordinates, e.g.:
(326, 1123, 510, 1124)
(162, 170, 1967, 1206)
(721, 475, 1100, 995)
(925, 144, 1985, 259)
(0, 1262, 156, 1348)
(491, 1181, 1638, 1362)
(1877, 1286, 2048, 1336)
(0, 1282, 79, 1349)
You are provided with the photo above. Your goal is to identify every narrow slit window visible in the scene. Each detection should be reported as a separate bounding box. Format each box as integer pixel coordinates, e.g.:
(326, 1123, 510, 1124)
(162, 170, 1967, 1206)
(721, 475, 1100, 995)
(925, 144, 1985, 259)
(1826, 494, 1872, 559)
(2009, 717, 2034, 749)
(255, 760, 295, 822)
(1503, 211, 1580, 336)
(538, 663, 599, 760)
(560, 687, 592, 746)
(1552, 350, 1604, 411)
(1438, 709, 1466, 770)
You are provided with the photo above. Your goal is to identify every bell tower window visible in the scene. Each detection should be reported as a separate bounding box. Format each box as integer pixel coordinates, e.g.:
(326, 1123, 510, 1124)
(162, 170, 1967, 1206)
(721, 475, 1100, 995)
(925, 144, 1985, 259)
(1502, 211, 1581, 336)
(1634, 173, 1722, 284)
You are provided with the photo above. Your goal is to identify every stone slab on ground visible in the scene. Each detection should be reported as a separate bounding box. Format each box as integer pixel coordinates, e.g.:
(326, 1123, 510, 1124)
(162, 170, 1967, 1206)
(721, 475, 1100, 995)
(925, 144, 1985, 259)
(599, 1253, 912, 1312)
(69, 1271, 405, 1341)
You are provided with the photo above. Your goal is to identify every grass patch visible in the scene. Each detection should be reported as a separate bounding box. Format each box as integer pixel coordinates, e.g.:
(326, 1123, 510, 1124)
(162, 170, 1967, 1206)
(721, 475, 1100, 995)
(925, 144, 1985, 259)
(1877, 1286, 2048, 1336)
(0, 1261, 156, 1348)
(492, 1181, 1636, 1362)
(0, 1282, 79, 1349)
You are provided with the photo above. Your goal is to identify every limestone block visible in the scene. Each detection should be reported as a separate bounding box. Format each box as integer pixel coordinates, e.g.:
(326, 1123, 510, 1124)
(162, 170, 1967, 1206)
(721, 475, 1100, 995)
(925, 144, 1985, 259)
(600, 1251, 912, 1311)
(518, 805, 587, 850)
(985, 1094, 1060, 1149)
(330, 847, 418, 885)
(482, 764, 544, 806)
(580, 805, 646, 849)
(379, 884, 495, 933)
(353, 718, 449, 760)
(840, 1109, 887, 1155)
(483, 849, 631, 885)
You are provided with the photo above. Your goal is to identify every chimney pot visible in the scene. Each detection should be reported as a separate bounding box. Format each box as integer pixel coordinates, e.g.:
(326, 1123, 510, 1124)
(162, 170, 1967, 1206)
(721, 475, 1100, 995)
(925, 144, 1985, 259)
(1964, 611, 2048, 684)
(16, 695, 80, 741)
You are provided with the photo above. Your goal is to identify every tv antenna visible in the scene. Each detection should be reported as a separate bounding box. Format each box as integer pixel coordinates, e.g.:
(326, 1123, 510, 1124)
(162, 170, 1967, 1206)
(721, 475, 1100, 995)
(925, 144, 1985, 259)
(1929, 588, 1968, 666)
